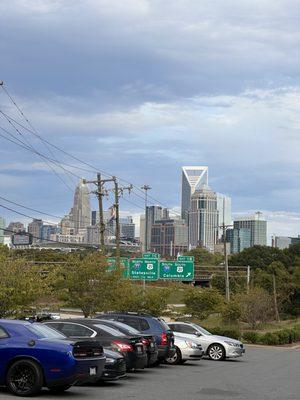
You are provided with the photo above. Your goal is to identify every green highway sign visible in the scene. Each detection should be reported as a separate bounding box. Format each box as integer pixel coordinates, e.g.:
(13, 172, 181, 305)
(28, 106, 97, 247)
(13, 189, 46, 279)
(142, 253, 160, 259)
(107, 257, 129, 278)
(177, 255, 195, 262)
(159, 260, 194, 281)
(129, 258, 159, 280)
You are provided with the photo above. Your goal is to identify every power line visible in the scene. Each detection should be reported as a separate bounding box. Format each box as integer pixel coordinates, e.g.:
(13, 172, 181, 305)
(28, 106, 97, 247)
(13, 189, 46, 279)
(1, 82, 181, 215)
(0, 125, 83, 180)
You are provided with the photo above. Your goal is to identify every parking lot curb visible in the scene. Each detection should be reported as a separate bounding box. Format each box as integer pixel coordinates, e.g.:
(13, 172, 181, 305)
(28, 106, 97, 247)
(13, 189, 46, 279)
(245, 343, 300, 350)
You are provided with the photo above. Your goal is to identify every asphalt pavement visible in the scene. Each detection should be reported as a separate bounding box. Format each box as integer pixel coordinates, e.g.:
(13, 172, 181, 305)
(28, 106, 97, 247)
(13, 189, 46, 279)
(1, 346, 299, 400)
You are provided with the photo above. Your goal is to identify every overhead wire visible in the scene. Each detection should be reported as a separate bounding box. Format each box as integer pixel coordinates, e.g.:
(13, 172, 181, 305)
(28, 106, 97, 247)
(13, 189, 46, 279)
(1, 83, 181, 215)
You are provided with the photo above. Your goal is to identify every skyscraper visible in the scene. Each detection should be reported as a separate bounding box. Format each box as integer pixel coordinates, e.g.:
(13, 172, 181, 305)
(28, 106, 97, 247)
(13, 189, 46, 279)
(150, 218, 188, 256)
(233, 213, 267, 246)
(69, 179, 91, 234)
(188, 185, 219, 251)
(0, 217, 5, 244)
(226, 228, 251, 253)
(181, 166, 208, 221)
(145, 205, 163, 251)
(28, 219, 43, 243)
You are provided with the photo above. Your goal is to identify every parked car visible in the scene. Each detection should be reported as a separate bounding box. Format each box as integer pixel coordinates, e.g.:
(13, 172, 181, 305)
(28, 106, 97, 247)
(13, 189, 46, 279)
(99, 313, 175, 364)
(0, 320, 106, 396)
(165, 335, 204, 365)
(44, 319, 148, 371)
(100, 348, 127, 381)
(168, 322, 245, 361)
(95, 319, 158, 367)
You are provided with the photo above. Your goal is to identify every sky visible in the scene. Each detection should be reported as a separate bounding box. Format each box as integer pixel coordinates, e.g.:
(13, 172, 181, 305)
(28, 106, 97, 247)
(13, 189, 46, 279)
(0, 0, 300, 239)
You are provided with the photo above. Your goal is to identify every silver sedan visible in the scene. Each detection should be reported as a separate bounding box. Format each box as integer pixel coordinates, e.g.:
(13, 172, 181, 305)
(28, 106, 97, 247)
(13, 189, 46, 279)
(165, 334, 204, 365)
(168, 322, 245, 361)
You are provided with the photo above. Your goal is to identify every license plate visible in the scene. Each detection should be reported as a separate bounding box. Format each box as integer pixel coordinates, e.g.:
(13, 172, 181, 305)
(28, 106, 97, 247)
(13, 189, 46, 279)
(89, 367, 97, 376)
(137, 345, 143, 353)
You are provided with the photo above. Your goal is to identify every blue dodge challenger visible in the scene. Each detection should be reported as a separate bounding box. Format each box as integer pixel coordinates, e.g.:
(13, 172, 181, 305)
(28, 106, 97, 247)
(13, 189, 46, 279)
(0, 320, 106, 396)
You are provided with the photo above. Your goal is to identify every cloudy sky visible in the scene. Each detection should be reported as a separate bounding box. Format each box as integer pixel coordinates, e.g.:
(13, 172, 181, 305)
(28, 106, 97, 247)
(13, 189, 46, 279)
(0, 0, 300, 239)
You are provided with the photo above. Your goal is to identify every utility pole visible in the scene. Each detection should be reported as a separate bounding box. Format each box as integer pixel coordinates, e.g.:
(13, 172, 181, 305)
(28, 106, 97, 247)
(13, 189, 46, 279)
(102, 177, 132, 265)
(141, 184, 151, 292)
(247, 265, 251, 294)
(141, 184, 151, 252)
(222, 222, 230, 302)
(272, 272, 280, 322)
(83, 174, 115, 253)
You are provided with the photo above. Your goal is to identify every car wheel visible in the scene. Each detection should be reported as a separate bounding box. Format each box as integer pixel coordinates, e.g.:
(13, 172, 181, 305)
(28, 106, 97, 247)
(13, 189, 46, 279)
(207, 344, 225, 361)
(6, 359, 43, 397)
(165, 346, 182, 365)
(48, 384, 71, 393)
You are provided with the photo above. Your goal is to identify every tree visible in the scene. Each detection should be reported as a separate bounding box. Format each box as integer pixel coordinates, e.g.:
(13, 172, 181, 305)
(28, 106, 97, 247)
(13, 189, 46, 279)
(186, 246, 223, 265)
(0, 257, 46, 318)
(184, 288, 224, 320)
(116, 285, 172, 317)
(229, 245, 291, 269)
(55, 252, 125, 317)
(236, 287, 274, 329)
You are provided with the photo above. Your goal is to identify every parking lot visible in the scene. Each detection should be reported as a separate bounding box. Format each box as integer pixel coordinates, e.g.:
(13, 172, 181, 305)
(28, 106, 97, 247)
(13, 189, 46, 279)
(1, 346, 299, 400)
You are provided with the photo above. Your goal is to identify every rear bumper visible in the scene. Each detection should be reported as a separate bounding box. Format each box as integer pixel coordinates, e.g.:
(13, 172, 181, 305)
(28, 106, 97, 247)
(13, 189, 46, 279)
(47, 357, 106, 387)
(158, 345, 176, 360)
(125, 353, 148, 370)
(101, 359, 127, 381)
(147, 349, 159, 366)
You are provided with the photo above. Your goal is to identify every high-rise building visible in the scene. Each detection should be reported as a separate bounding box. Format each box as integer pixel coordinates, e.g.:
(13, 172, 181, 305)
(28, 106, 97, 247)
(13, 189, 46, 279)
(120, 216, 135, 240)
(188, 185, 219, 251)
(41, 224, 60, 242)
(5, 221, 25, 235)
(226, 228, 251, 253)
(0, 217, 5, 244)
(217, 193, 232, 226)
(28, 219, 43, 243)
(150, 218, 188, 257)
(68, 179, 91, 234)
(272, 235, 300, 250)
(181, 166, 208, 221)
(145, 206, 163, 251)
(233, 213, 267, 247)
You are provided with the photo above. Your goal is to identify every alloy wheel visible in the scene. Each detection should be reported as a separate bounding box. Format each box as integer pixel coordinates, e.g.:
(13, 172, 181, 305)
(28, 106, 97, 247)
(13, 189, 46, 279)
(208, 344, 224, 361)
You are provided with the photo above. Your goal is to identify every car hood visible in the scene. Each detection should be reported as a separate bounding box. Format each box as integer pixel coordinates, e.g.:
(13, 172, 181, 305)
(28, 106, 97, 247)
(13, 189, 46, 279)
(104, 348, 124, 359)
(208, 335, 241, 345)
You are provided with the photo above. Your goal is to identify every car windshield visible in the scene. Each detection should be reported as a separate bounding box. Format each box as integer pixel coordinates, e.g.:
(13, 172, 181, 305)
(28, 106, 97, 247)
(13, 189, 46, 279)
(192, 323, 211, 335)
(94, 324, 126, 337)
(27, 323, 66, 339)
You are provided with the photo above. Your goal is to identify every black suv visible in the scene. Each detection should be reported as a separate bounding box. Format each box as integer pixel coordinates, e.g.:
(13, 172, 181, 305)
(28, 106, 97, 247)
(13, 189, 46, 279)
(98, 313, 175, 363)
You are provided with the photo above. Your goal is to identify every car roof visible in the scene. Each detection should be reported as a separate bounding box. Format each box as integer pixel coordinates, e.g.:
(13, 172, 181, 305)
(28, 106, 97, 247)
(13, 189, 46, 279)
(0, 319, 31, 326)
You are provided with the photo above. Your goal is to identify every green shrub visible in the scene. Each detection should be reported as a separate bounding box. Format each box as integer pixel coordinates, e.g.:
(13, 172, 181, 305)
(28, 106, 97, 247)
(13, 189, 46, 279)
(204, 326, 241, 340)
(242, 331, 259, 343)
(242, 325, 300, 345)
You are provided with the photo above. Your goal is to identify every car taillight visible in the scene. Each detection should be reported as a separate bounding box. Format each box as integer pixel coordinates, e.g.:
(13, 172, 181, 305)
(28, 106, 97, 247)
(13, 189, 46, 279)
(161, 332, 168, 346)
(73, 342, 104, 358)
(112, 340, 134, 352)
(142, 338, 150, 346)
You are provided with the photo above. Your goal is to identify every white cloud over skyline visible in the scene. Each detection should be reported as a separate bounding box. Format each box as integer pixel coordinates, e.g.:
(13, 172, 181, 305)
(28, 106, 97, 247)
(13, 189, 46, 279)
(0, 0, 300, 239)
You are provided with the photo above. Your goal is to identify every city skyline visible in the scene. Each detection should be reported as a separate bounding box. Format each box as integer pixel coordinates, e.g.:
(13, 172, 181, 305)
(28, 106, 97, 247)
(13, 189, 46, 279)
(0, 1, 300, 239)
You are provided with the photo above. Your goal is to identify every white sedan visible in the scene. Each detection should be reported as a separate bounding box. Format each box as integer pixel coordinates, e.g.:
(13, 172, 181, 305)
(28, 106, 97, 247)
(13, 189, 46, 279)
(165, 335, 204, 365)
(168, 322, 245, 361)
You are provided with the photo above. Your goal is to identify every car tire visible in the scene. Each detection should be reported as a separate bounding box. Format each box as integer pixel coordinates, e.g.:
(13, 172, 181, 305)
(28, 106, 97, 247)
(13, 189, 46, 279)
(6, 359, 44, 397)
(48, 384, 71, 393)
(165, 346, 182, 365)
(207, 344, 225, 361)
